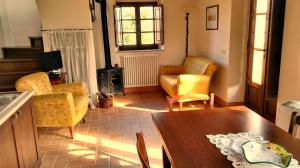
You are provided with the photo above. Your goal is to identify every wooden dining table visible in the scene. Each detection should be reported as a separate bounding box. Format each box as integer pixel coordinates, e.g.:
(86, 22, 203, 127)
(151, 106, 300, 168)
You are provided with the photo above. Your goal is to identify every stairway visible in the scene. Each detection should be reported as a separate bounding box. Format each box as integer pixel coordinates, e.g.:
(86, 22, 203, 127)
(0, 37, 43, 91)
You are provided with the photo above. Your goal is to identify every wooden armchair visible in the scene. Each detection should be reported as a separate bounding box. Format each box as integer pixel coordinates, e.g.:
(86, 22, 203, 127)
(15, 72, 89, 138)
(136, 132, 151, 168)
(160, 56, 218, 111)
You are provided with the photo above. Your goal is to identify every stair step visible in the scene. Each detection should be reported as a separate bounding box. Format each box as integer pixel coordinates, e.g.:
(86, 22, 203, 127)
(0, 71, 38, 76)
(2, 47, 43, 59)
(0, 71, 36, 91)
(0, 58, 40, 73)
(0, 84, 16, 92)
(0, 73, 28, 85)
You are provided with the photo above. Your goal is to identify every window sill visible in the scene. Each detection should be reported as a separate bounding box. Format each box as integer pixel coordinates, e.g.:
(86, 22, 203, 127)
(115, 48, 165, 54)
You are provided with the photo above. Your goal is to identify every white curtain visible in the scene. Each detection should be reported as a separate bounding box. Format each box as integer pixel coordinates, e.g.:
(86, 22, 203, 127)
(42, 30, 98, 95)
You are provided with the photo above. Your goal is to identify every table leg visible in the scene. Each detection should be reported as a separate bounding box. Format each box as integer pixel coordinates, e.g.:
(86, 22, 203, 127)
(166, 96, 174, 112)
(289, 112, 298, 135)
(162, 147, 171, 168)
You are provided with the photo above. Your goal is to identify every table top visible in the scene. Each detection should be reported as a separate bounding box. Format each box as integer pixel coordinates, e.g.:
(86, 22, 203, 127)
(151, 106, 300, 168)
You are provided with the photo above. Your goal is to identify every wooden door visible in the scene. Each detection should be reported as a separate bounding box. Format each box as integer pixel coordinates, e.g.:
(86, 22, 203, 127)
(245, 0, 271, 115)
(0, 118, 19, 168)
(245, 0, 286, 122)
(13, 101, 39, 168)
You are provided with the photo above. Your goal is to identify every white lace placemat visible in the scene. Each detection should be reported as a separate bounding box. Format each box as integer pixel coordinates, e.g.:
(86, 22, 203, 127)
(206, 132, 300, 168)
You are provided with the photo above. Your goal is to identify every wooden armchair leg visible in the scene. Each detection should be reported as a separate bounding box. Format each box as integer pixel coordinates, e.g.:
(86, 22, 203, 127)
(179, 102, 183, 111)
(69, 127, 74, 139)
(82, 117, 86, 124)
(210, 93, 215, 108)
(166, 96, 174, 112)
(203, 101, 208, 109)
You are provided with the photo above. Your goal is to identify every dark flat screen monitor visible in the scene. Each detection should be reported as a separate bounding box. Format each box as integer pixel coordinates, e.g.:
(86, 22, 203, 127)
(40, 51, 63, 72)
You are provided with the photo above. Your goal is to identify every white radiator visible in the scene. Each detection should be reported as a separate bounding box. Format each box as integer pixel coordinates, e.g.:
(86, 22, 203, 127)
(121, 54, 159, 88)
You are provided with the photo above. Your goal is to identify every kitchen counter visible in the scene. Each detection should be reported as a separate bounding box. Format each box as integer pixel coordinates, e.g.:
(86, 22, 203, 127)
(0, 91, 34, 125)
(0, 90, 40, 167)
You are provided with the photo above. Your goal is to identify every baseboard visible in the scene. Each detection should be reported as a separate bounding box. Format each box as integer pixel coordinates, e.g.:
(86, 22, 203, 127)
(123, 88, 244, 106)
(214, 95, 244, 107)
(124, 86, 162, 94)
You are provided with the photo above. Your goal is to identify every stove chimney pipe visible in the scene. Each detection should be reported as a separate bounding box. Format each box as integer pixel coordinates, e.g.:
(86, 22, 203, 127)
(95, 0, 112, 69)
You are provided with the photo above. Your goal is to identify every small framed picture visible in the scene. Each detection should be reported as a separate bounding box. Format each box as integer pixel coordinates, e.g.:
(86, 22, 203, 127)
(206, 5, 219, 30)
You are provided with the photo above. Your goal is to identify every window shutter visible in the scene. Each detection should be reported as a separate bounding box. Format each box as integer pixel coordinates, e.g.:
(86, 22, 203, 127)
(154, 5, 164, 45)
(114, 5, 123, 46)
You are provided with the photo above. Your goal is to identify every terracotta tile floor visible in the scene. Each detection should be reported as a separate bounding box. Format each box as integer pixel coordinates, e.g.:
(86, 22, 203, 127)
(38, 92, 207, 168)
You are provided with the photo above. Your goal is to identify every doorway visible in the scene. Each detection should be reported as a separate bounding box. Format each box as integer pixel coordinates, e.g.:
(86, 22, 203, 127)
(245, 0, 286, 122)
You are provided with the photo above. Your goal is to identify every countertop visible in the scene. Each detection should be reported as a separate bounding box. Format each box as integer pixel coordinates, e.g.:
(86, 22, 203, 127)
(0, 91, 34, 125)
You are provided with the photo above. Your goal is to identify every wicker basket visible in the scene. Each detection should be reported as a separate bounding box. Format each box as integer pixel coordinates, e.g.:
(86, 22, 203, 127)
(97, 94, 113, 108)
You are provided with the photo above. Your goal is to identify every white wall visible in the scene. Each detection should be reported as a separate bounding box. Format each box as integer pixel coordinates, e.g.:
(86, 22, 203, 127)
(35, 0, 98, 95)
(93, 0, 199, 69)
(36, 0, 92, 30)
(276, 0, 300, 132)
(197, 0, 249, 102)
(0, 0, 41, 46)
(0, 16, 4, 57)
(227, 0, 248, 102)
(0, 0, 249, 103)
(197, 0, 231, 101)
(0, 0, 11, 51)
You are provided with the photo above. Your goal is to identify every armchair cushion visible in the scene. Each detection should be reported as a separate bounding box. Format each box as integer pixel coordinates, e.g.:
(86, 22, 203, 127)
(160, 74, 211, 102)
(160, 75, 178, 97)
(16, 72, 52, 95)
(184, 56, 213, 74)
(159, 56, 218, 105)
(160, 66, 186, 75)
(204, 63, 218, 77)
(73, 95, 89, 124)
(15, 72, 89, 129)
(52, 82, 86, 96)
(177, 74, 211, 96)
(32, 92, 76, 127)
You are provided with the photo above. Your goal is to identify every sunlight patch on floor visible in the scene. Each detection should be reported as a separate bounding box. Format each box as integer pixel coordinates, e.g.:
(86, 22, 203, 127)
(114, 101, 167, 113)
(119, 160, 132, 166)
(101, 138, 161, 160)
(102, 151, 162, 168)
(39, 92, 166, 168)
(67, 144, 96, 160)
(74, 132, 97, 144)
(65, 133, 162, 167)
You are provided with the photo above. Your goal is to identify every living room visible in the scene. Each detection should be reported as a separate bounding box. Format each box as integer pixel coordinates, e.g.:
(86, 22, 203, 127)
(0, 0, 299, 167)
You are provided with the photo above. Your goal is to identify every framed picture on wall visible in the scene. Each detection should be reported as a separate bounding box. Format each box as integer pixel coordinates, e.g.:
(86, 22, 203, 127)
(206, 5, 219, 30)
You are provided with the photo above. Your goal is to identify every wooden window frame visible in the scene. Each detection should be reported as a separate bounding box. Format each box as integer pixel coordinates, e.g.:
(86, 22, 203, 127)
(246, 0, 271, 88)
(114, 2, 163, 51)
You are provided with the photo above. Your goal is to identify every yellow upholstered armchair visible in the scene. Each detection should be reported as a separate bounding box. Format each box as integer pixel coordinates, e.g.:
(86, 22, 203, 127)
(15, 72, 89, 138)
(160, 56, 218, 111)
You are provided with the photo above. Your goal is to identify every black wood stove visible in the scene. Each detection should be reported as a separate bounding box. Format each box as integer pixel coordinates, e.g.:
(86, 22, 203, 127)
(95, 0, 124, 95)
(97, 68, 124, 95)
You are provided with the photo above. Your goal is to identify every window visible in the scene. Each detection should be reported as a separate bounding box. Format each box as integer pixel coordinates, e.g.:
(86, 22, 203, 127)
(250, 0, 269, 85)
(114, 2, 163, 51)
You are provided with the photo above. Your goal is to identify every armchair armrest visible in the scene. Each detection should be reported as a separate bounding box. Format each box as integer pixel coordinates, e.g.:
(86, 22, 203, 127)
(32, 92, 76, 127)
(52, 82, 86, 96)
(177, 74, 211, 96)
(160, 66, 186, 75)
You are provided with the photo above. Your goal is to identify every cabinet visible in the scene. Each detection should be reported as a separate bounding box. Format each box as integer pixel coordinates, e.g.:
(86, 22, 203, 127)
(0, 119, 19, 168)
(0, 99, 40, 167)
